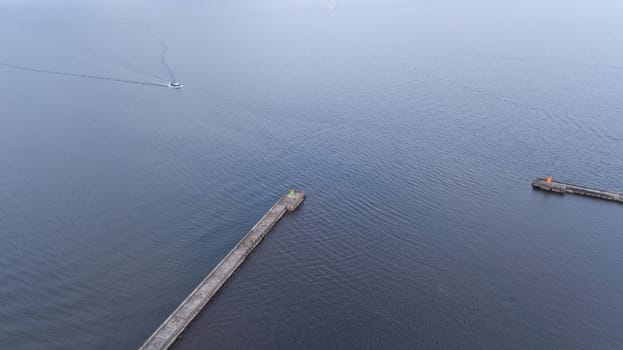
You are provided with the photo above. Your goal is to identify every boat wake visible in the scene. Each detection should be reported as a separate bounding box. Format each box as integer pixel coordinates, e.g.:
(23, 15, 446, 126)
(0, 61, 168, 88)
(0, 34, 182, 89)
(157, 37, 177, 83)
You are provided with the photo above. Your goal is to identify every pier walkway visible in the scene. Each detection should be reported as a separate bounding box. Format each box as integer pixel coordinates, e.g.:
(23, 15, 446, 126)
(532, 177, 623, 204)
(139, 190, 305, 350)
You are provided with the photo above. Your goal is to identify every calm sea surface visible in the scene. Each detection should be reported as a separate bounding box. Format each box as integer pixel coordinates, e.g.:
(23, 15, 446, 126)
(1, 0, 623, 349)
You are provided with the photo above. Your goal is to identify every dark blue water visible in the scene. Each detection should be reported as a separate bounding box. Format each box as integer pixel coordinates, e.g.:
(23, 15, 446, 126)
(1, 0, 623, 349)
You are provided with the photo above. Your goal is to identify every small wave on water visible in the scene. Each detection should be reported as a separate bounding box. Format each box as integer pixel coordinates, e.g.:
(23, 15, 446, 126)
(419, 69, 622, 144)
(385, 44, 622, 145)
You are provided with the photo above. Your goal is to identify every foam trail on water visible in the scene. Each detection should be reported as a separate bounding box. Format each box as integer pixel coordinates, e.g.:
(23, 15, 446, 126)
(157, 38, 177, 82)
(0, 61, 167, 87)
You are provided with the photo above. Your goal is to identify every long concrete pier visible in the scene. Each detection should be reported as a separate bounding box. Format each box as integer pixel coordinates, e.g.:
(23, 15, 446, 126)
(139, 190, 305, 350)
(532, 177, 623, 204)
